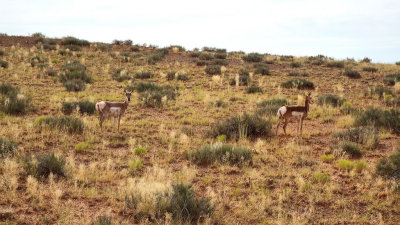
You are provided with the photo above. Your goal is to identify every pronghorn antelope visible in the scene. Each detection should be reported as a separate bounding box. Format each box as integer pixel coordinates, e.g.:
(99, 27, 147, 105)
(276, 92, 313, 136)
(95, 90, 132, 132)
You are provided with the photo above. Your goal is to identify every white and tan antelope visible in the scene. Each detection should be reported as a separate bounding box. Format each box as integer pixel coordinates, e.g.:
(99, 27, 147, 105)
(95, 90, 132, 132)
(276, 92, 313, 136)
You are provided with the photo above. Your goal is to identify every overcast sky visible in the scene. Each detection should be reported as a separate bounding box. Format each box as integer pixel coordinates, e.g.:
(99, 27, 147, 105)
(1, 0, 399, 63)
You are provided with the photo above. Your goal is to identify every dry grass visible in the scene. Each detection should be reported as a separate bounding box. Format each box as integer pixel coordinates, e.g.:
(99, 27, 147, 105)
(0, 36, 400, 224)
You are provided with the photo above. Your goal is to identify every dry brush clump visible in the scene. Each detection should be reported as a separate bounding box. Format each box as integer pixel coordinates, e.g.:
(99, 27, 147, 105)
(127, 82, 177, 107)
(0, 83, 34, 115)
(208, 112, 273, 140)
(185, 142, 252, 166)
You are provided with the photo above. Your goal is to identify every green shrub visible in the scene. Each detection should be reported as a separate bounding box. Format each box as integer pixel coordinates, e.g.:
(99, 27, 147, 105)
(326, 60, 345, 68)
(167, 72, 176, 81)
(367, 86, 393, 99)
(186, 143, 252, 166)
(242, 53, 263, 62)
(30, 56, 44, 67)
(60, 61, 91, 91)
(23, 153, 66, 178)
(0, 50, 4, 56)
(129, 83, 177, 107)
(97, 44, 111, 52)
(317, 94, 346, 107)
(254, 65, 270, 75)
(281, 79, 314, 90)
(177, 74, 189, 81)
(133, 147, 147, 156)
(147, 54, 163, 64)
(0, 138, 17, 157)
(360, 57, 371, 63)
(61, 102, 77, 115)
(332, 126, 379, 149)
(255, 98, 290, 117)
(0, 59, 8, 68)
(77, 101, 96, 115)
(215, 53, 227, 59)
(343, 69, 361, 78)
(124, 183, 214, 223)
(209, 113, 272, 140)
(229, 74, 251, 86)
(291, 61, 301, 68)
(246, 85, 263, 94)
(363, 67, 378, 72)
(196, 60, 207, 66)
(383, 73, 400, 86)
(376, 148, 400, 179)
(354, 108, 400, 134)
(396, 61, 400, 66)
(63, 79, 86, 92)
(75, 142, 90, 153)
(288, 70, 309, 76)
(205, 65, 221, 75)
(112, 69, 131, 82)
(0, 83, 33, 115)
(355, 160, 367, 173)
(312, 173, 329, 184)
(134, 71, 154, 79)
(307, 55, 327, 65)
(321, 154, 334, 163)
(190, 52, 200, 57)
(35, 116, 84, 133)
(213, 59, 228, 66)
(61, 36, 90, 46)
(199, 53, 214, 60)
(167, 184, 215, 222)
(336, 141, 362, 157)
(239, 68, 249, 76)
(91, 216, 112, 225)
(280, 55, 294, 61)
(337, 159, 355, 171)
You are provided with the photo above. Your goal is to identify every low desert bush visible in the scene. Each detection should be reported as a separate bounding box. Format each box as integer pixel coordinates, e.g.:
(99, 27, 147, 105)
(124, 183, 214, 223)
(332, 126, 379, 149)
(22, 153, 66, 179)
(0, 138, 17, 157)
(199, 53, 214, 60)
(325, 60, 345, 68)
(0, 83, 33, 115)
(34, 116, 84, 133)
(354, 108, 400, 134)
(317, 94, 346, 107)
(208, 112, 272, 140)
(134, 71, 154, 79)
(362, 67, 378, 72)
(383, 73, 400, 86)
(205, 65, 221, 75)
(0, 59, 8, 68)
(246, 85, 263, 94)
(185, 142, 252, 166)
(256, 98, 290, 117)
(291, 61, 301, 68)
(112, 69, 131, 82)
(335, 141, 362, 157)
(376, 148, 400, 178)
(281, 79, 314, 90)
(343, 69, 361, 78)
(127, 82, 177, 107)
(60, 61, 92, 92)
(61, 36, 90, 46)
(254, 65, 270, 75)
(242, 53, 263, 62)
(312, 173, 329, 184)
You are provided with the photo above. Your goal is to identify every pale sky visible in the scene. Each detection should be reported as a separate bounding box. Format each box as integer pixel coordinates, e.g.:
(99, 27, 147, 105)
(1, 0, 399, 63)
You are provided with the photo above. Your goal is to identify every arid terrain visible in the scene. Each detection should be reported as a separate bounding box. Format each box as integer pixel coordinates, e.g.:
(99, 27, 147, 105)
(0, 34, 400, 225)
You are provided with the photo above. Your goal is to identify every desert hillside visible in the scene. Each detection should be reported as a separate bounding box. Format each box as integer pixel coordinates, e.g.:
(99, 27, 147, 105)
(0, 34, 400, 224)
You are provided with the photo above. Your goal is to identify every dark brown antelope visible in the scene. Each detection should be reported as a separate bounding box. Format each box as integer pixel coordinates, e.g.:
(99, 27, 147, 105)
(276, 92, 313, 136)
(95, 90, 132, 132)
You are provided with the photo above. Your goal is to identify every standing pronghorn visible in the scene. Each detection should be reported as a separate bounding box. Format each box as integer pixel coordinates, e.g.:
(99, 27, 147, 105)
(95, 90, 132, 132)
(276, 92, 313, 136)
